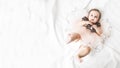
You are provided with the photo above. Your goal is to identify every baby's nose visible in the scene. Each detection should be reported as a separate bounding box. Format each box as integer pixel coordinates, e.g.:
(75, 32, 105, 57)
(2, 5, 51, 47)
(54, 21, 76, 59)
(91, 17, 94, 19)
(91, 19, 94, 21)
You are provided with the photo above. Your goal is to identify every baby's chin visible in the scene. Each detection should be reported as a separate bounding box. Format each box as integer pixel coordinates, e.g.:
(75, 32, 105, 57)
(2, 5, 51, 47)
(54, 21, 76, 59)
(92, 22, 97, 24)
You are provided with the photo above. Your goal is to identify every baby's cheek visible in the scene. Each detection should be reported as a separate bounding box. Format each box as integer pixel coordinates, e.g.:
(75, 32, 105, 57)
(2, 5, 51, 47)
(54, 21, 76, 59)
(95, 19, 99, 22)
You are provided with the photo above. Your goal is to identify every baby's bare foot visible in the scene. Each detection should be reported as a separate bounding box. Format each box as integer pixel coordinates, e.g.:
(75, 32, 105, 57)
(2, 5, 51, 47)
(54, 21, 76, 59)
(79, 58, 83, 63)
(76, 55, 83, 63)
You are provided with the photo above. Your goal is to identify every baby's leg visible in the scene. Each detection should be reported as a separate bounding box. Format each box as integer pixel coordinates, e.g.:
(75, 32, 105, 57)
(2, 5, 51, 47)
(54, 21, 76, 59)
(67, 33, 81, 44)
(77, 45, 91, 62)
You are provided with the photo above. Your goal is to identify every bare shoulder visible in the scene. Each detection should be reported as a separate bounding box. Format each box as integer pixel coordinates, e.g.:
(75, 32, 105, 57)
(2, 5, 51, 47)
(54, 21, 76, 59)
(94, 25, 103, 35)
(81, 21, 92, 25)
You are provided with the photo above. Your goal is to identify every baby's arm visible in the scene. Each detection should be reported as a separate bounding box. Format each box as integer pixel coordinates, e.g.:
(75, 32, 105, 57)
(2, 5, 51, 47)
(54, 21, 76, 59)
(92, 25, 103, 36)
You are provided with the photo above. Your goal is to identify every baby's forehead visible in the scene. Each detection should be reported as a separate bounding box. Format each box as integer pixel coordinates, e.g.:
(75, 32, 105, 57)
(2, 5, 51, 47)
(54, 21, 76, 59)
(89, 11, 99, 15)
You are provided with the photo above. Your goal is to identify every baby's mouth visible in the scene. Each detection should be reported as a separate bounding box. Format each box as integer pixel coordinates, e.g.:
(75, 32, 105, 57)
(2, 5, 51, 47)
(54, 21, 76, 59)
(89, 20, 94, 23)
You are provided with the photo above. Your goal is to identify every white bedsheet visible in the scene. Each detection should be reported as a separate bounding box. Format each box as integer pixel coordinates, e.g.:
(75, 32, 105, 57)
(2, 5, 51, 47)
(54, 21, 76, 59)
(0, 0, 120, 68)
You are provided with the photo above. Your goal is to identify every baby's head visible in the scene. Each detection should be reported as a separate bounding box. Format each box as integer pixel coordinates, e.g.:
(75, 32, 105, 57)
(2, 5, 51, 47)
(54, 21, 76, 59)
(88, 8, 101, 24)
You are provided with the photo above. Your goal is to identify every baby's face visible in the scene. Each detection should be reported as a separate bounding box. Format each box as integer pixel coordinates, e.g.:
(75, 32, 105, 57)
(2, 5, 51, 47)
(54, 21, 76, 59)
(88, 11, 100, 24)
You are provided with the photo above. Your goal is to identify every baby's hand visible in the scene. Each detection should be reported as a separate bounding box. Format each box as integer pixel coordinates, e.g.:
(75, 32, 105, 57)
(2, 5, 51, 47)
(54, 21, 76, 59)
(82, 21, 92, 26)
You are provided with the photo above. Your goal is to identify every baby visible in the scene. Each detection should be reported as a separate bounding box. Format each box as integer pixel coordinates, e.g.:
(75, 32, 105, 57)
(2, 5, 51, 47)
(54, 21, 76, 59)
(67, 8, 103, 62)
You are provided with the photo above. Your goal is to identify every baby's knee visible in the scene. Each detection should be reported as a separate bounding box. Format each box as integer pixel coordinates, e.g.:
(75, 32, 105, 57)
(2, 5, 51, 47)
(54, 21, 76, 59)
(85, 46, 91, 52)
(78, 46, 91, 58)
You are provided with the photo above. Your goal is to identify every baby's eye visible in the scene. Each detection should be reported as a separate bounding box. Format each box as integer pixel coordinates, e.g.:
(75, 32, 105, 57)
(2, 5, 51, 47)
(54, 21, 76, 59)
(95, 16, 98, 18)
(91, 15, 93, 16)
